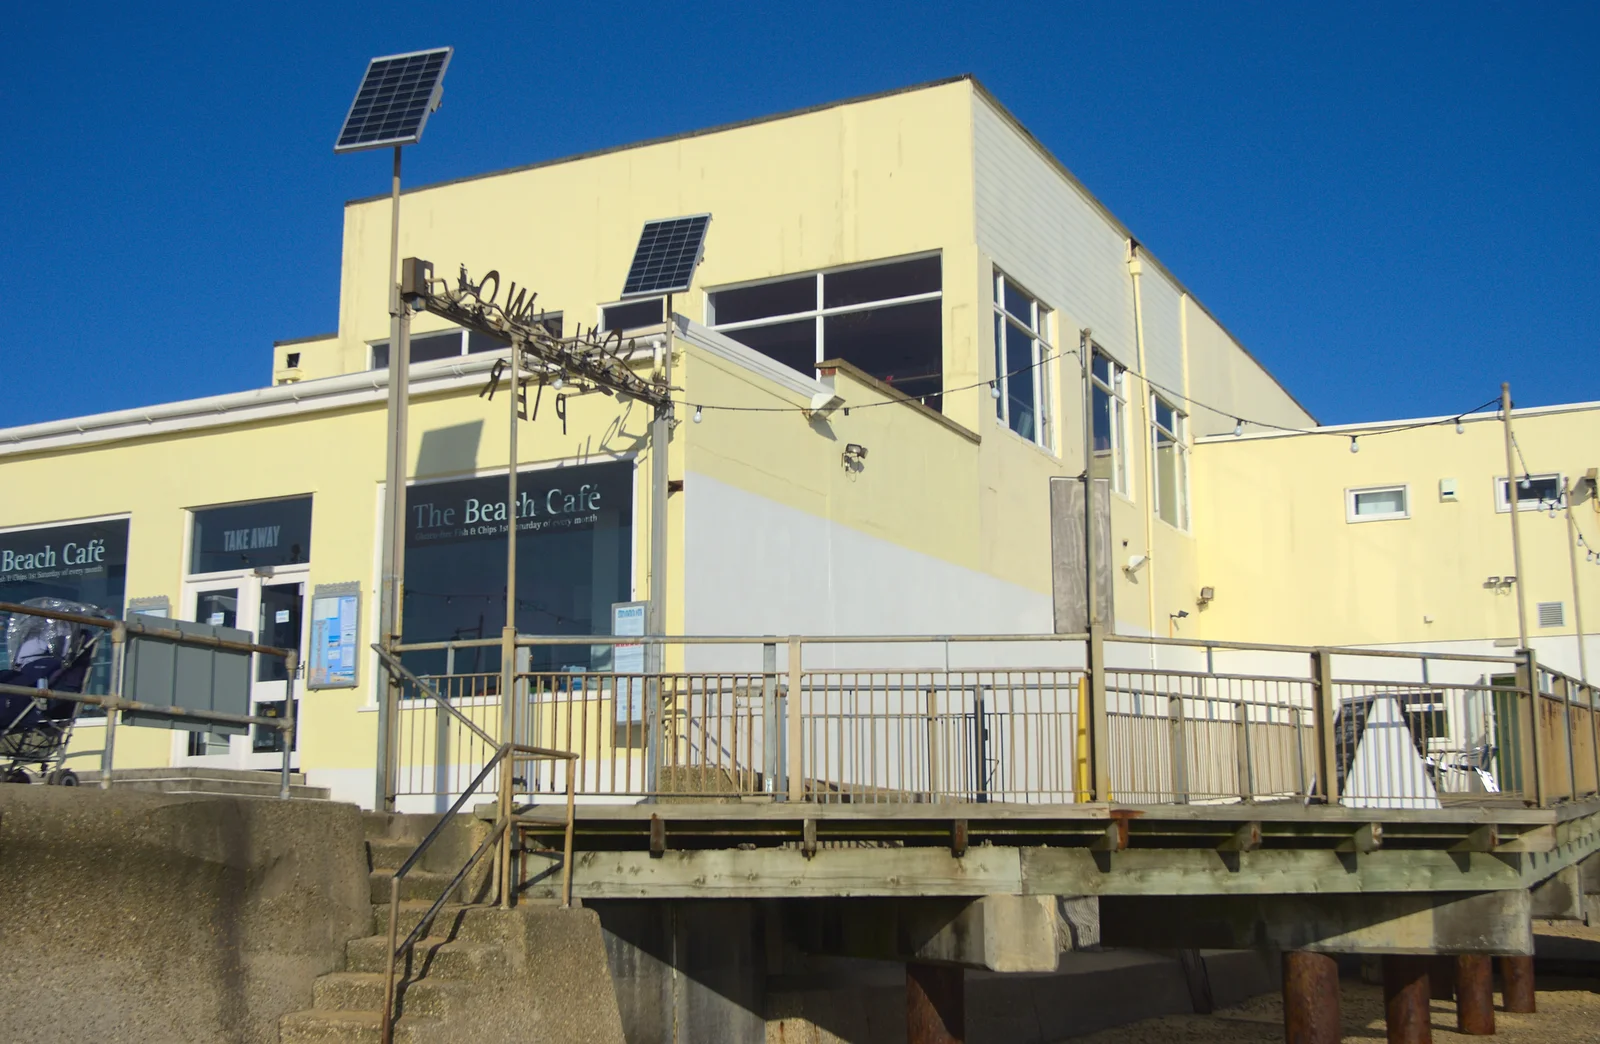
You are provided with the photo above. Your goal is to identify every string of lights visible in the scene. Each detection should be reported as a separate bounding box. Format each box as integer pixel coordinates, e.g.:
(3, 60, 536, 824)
(1504, 433, 1600, 569)
(672, 331, 1501, 452)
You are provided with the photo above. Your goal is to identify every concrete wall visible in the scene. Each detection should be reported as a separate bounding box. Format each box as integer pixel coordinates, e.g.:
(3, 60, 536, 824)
(0, 786, 369, 1044)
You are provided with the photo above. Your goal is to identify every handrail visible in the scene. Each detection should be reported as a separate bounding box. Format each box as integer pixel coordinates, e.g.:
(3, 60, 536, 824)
(371, 644, 496, 747)
(379, 740, 577, 1044)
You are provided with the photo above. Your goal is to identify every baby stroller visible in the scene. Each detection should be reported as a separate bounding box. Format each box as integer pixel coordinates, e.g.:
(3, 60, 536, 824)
(0, 597, 110, 786)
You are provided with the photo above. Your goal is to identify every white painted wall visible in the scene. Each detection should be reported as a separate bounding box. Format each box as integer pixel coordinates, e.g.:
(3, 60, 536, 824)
(1137, 263, 1185, 401)
(681, 472, 1069, 670)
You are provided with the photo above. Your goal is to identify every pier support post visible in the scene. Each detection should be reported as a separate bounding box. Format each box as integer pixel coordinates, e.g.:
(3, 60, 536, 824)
(1382, 955, 1433, 1044)
(1282, 951, 1341, 1044)
(1500, 954, 1536, 1013)
(1455, 955, 1495, 1035)
(906, 962, 964, 1044)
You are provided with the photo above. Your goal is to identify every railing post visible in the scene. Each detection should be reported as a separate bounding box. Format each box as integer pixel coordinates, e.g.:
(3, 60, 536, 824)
(1234, 699, 1254, 801)
(1167, 689, 1189, 804)
(100, 621, 126, 790)
(1562, 674, 1578, 802)
(762, 641, 779, 797)
(1590, 682, 1600, 799)
(499, 625, 517, 907)
(1088, 622, 1111, 801)
(787, 636, 803, 803)
(280, 651, 298, 800)
(1518, 648, 1546, 808)
(1310, 649, 1337, 805)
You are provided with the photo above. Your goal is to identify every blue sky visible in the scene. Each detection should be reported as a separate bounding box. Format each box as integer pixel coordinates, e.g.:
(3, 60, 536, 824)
(4, 2, 1596, 427)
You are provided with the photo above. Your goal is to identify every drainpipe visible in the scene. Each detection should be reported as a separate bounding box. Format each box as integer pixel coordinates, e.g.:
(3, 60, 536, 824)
(1128, 244, 1158, 666)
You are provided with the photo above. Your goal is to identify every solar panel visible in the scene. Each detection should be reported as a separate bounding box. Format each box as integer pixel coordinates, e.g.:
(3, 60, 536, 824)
(621, 215, 712, 298)
(334, 47, 453, 153)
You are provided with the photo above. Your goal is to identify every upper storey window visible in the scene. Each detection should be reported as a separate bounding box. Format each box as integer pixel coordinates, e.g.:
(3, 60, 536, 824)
(370, 317, 563, 369)
(1091, 350, 1128, 493)
(708, 255, 944, 410)
(993, 271, 1053, 449)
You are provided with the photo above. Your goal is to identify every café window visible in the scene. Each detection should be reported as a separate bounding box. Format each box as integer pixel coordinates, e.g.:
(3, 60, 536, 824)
(401, 460, 633, 679)
(369, 319, 562, 370)
(189, 497, 313, 575)
(993, 271, 1053, 448)
(707, 254, 944, 410)
(0, 517, 130, 703)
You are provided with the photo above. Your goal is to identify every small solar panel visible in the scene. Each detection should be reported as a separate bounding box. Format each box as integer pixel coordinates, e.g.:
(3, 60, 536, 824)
(335, 47, 453, 153)
(621, 215, 712, 298)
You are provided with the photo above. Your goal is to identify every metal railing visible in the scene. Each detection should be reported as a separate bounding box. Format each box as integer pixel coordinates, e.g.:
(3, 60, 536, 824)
(378, 740, 577, 1044)
(0, 600, 300, 798)
(379, 631, 1598, 811)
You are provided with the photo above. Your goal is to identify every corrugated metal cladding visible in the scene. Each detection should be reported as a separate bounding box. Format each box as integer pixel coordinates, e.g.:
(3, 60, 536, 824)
(972, 96, 1135, 368)
(1137, 263, 1185, 403)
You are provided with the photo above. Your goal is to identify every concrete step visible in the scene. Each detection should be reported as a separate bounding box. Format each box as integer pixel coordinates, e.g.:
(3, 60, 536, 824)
(345, 934, 509, 979)
(369, 901, 543, 942)
(278, 1009, 438, 1044)
(370, 869, 466, 905)
(312, 972, 460, 1018)
(363, 812, 447, 842)
(78, 767, 330, 799)
(367, 836, 417, 871)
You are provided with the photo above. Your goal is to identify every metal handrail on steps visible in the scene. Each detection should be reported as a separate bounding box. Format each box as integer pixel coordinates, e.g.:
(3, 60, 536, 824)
(380, 740, 577, 1044)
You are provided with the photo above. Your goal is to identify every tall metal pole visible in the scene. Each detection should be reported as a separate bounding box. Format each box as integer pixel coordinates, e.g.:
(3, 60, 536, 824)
(499, 338, 520, 907)
(1502, 383, 1530, 651)
(646, 298, 674, 794)
(1081, 328, 1110, 800)
(375, 145, 408, 812)
(1565, 480, 1590, 686)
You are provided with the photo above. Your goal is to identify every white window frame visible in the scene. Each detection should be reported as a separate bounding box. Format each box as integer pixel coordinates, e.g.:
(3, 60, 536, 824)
(1345, 484, 1410, 523)
(1150, 393, 1189, 530)
(1091, 348, 1128, 494)
(992, 270, 1054, 452)
(1495, 473, 1565, 513)
(705, 252, 943, 373)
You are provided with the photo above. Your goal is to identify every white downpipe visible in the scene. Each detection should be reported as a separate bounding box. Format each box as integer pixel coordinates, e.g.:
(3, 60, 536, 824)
(1129, 246, 1158, 669)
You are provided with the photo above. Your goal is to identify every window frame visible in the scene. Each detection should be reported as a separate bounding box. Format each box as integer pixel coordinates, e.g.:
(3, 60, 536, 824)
(991, 270, 1055, 452)
(1495, 473, 1565, 513)
(1090, 348, 1129, 494)
(368, 318, 562, 370)
(1150, 392, 1189, 530)
(1345, 484, 1411, 523)
(704, 252, 943, 381)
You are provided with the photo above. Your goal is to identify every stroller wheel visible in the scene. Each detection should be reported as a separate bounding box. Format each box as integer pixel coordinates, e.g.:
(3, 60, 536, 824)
(45, 769, 80, 787)
(2, 768, 32, 785)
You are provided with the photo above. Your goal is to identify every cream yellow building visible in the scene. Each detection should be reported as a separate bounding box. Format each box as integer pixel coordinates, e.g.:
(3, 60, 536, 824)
(1, 76, 1588, 806)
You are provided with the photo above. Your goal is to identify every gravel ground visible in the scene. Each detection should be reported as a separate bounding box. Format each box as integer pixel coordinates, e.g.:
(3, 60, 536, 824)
(1070, 977, 1600, 1042)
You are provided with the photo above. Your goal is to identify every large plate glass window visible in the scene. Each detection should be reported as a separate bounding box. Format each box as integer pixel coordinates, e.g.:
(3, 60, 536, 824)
(707, 255, 944, 410)
(1495, 474, 1564, 513)
(1091, 349, 1128, 493)
(1151, 394, 1189, 529)
(0, 518, 129, 707)
(993, 271, 1053, 448)
(402, 459, 634, 681)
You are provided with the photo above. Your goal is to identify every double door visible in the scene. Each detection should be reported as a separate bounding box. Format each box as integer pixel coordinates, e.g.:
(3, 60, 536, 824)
(179, 571, 305, 768)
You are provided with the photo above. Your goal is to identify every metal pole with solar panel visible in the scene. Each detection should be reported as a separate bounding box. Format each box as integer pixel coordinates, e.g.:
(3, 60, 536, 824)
(334, 47, 453, 812)
(618, 215, 711, 794)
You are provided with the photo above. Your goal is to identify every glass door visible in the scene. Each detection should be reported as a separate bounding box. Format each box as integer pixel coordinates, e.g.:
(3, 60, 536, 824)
(247, 579, 304, 768)
(179, 573, 305, 769)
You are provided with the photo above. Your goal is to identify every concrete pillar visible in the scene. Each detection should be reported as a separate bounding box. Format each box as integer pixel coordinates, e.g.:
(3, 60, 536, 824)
(906, 962, 964, 1044)
(1429, 956, 1455, 1000)
(1282, 951, 1341, 1044)
(1455, 955, 1495, 1035)
(1381, 955, 1433, 1044)
(1500, 954, 1536, 1013)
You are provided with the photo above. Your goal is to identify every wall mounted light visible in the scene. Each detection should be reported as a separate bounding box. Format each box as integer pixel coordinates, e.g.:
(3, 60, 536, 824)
(842, 443, 868, 471)
(1124, 553, 1149, 576)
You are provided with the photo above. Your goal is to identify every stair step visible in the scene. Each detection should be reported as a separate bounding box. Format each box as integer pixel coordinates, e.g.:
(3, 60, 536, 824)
(363, 812, 447, 842)
(279, 1009, 438, 1044)
(367, 837, 416, 871)
(312, 972, 458, 1018)
(370, 870, 464, 904)
(345, 935, 510, 979)
(371, 901, 481, 939)
(88, 776, 331, 799)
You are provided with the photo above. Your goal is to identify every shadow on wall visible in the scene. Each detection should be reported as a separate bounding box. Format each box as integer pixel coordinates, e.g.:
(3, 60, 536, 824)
(0, 786, 370, 1044)
(416, 421, 485, 479)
